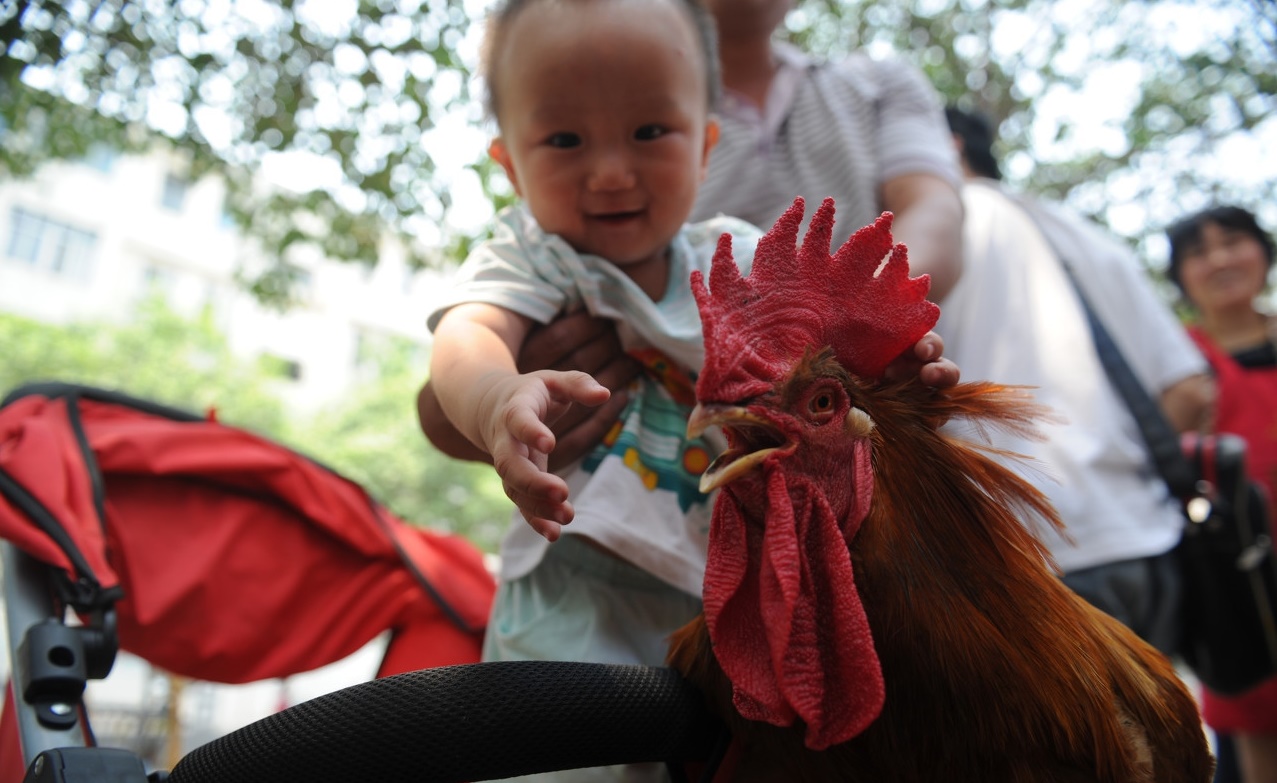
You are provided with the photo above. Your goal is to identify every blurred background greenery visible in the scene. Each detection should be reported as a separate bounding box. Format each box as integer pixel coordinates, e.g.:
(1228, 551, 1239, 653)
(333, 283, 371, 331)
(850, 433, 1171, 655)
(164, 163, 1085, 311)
(0, 300, 513, 551)
(2, 0, 1273, 551)
(4, 0, 1273, 288)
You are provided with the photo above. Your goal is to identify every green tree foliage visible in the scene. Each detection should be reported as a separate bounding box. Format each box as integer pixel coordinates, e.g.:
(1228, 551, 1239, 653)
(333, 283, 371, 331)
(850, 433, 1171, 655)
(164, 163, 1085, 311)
(287, 337, 511, 550)
(0, 303, 511, 551)
(1, 0, 481, 303)
(3, 0, 1273, 281)
(0, 297, 290, 434)
(784, 0, 1276, 265)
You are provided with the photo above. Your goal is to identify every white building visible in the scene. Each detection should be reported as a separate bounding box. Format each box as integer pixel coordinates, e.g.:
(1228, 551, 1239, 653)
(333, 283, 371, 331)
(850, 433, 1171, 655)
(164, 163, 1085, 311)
(0, 146, 444, 411)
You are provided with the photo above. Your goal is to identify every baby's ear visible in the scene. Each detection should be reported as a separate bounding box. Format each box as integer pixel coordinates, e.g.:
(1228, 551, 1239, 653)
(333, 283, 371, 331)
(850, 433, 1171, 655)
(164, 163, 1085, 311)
(489, 139, 521, 196)
(700, 119, 720, 180)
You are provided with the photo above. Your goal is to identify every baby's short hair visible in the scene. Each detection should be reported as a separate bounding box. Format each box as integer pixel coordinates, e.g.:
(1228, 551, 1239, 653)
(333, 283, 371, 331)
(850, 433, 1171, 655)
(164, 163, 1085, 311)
(479, 0, 721, 122)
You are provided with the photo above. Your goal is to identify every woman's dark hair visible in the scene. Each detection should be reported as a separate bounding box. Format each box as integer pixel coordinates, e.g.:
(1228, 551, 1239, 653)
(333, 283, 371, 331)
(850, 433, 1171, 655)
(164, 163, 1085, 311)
(944, 106, 1002, 181)
(1165, 205, 1275, 291)
(480, 0, 721, 121)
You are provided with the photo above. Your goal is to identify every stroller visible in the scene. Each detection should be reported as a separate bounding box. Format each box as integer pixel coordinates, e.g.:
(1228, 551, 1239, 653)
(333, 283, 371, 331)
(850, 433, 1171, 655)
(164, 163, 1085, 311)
(0, 383, 721, 781)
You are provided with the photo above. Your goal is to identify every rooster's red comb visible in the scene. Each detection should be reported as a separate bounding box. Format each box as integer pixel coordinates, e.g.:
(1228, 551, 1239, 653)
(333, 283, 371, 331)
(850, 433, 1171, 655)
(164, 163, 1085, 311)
(692, 197, 939, 401)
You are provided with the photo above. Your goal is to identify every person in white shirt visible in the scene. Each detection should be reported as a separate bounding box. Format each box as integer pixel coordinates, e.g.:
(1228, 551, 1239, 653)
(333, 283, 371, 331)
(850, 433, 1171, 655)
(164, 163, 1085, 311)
(938, 106, 1214, 653)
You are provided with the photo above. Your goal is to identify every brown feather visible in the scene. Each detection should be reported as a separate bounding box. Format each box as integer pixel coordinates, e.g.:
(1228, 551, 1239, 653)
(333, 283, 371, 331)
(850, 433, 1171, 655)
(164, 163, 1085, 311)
(669, 380, 1213, 782)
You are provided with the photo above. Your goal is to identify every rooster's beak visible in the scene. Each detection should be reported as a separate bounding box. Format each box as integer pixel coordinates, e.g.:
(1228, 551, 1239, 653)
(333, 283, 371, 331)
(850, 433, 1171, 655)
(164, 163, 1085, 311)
(688, 403, 789, 493)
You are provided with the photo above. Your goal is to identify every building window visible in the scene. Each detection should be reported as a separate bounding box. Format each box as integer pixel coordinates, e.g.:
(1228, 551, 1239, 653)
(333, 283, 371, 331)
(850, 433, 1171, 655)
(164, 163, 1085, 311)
(7, 208, 42, 263)
(5, 207, 98, 282)
(160, 172, 188, 211)
(83, 145, 116, 173)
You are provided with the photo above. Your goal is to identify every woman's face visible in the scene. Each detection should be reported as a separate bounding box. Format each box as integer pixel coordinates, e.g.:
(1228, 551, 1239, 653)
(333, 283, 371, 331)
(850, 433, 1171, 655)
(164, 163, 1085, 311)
(1177, 220, 1271, 316)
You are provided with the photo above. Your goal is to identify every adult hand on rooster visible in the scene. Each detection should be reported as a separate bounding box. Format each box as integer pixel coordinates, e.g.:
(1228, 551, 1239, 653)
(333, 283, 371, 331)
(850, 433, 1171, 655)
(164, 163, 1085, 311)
(886, 330, 957, 387)
(472, 369, 610, 541)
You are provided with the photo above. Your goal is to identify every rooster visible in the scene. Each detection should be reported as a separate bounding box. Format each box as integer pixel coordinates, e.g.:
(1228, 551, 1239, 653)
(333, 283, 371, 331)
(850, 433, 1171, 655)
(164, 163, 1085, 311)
(667, 197, 1213, 782)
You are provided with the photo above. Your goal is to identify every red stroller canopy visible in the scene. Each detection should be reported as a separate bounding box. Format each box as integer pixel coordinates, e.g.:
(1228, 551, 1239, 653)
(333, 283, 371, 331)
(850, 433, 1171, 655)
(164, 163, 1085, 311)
(0, 383, 496, 683)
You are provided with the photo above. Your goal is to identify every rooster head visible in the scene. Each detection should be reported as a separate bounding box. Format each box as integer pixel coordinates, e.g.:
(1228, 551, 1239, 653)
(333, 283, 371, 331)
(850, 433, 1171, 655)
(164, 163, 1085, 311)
(687, 197, 939, 749)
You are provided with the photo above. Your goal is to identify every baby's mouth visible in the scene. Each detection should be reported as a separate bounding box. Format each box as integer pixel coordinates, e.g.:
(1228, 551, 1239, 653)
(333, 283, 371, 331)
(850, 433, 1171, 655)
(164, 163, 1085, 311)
(591, 210, 643, 224)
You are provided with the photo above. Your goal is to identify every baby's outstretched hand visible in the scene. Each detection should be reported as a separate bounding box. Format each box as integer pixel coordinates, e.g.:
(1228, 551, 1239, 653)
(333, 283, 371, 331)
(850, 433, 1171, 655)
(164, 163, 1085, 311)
(478, 370, 610, 540)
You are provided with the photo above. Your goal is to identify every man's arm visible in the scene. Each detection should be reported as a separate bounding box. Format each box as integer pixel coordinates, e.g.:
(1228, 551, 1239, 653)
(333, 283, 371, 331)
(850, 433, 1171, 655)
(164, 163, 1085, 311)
(1161, 373, 1216, 434)
(881, 171, 965, 303)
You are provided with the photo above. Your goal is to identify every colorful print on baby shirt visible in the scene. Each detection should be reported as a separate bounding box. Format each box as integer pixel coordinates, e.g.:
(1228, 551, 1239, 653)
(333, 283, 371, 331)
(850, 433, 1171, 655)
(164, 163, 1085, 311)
(582, 349, 713, 513)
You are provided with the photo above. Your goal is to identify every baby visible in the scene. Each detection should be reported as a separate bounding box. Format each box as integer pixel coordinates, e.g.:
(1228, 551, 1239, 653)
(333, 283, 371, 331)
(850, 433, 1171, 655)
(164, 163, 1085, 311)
(428, 0, 758, 690)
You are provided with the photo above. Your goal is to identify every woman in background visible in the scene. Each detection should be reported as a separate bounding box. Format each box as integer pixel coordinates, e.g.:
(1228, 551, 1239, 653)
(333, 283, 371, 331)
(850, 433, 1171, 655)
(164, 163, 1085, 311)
(1167, 205, 1277, 783)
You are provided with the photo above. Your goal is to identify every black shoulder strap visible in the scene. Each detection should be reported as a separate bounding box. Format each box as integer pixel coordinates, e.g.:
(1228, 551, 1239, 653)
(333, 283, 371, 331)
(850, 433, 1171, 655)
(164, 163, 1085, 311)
(1011, 200, 1198, 500)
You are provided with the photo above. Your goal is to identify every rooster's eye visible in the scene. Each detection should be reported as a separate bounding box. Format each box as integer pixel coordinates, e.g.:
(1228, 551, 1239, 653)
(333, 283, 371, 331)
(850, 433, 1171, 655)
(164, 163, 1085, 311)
(809, 392, 834, 415)
(800, 378, 846, 423)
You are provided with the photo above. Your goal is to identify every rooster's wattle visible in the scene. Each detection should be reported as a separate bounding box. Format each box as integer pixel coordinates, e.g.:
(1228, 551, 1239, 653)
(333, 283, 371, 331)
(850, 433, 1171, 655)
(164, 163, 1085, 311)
(667, 197, 1213, 782)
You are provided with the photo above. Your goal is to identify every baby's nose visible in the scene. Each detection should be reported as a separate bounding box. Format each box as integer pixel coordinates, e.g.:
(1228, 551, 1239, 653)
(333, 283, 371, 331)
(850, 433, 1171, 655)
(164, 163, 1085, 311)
(587, 149, 636, 191)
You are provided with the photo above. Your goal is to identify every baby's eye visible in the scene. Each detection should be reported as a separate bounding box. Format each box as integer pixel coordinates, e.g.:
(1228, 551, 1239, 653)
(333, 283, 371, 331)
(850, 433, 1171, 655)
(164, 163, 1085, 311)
(546, 132, 581, 149)
(634, 125, 667, 141)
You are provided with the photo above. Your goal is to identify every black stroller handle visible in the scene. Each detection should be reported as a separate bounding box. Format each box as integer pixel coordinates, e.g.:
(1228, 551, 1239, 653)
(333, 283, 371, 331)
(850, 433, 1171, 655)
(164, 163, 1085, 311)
(166, 661, 724, 782)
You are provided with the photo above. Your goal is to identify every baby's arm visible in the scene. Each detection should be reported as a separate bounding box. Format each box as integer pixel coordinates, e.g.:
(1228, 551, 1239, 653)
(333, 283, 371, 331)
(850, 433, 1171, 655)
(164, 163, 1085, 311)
(431, 303, 610, 540)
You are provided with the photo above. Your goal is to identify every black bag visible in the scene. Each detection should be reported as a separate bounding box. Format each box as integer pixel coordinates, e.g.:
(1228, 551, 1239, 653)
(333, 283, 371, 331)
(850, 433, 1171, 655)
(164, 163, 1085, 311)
(1049, 253, 1277, 693)
(1176, 432, 1277, 695)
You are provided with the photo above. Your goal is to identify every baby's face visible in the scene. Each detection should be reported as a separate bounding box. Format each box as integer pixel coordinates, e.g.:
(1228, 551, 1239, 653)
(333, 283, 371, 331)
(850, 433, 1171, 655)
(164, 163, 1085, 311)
(489, 0, 715, 281)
